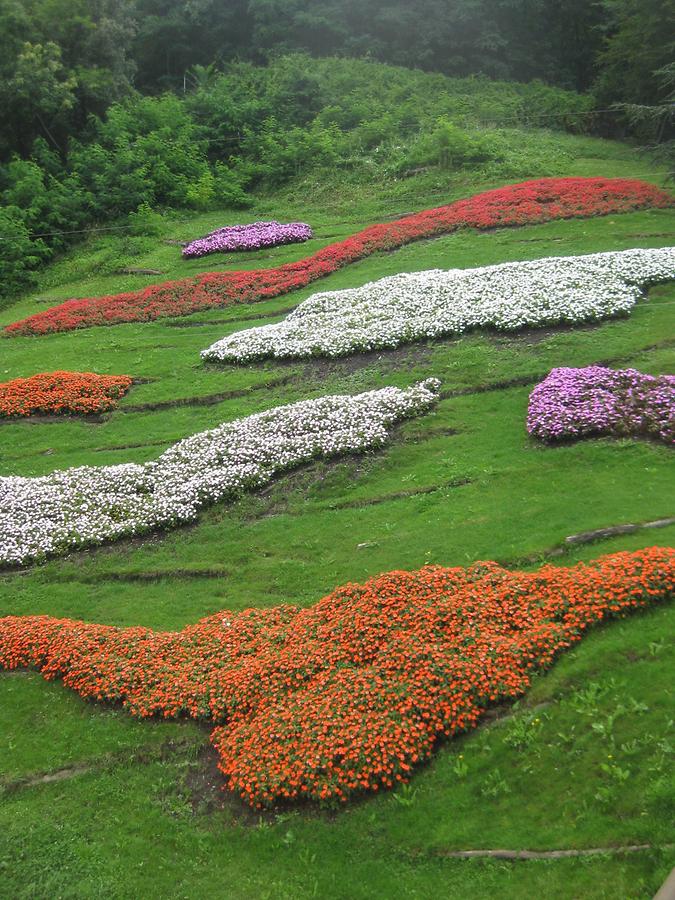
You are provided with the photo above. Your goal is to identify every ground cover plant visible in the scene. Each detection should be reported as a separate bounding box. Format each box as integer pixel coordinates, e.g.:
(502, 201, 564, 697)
(5, 177, 671, 335)
(0, 381, 439, 567)
(183, 222, 313, 259)
(1, 146, 674, 899)
(0, 371, 133, 418)
(202, 247, 675, 362)
(1, 546, 672, 810)
(527, 367, 675, 444)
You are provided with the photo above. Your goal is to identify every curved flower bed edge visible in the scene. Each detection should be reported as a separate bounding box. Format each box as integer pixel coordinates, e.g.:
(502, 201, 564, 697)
(6, 177, 672, 336)
(0, 546, 672, 808)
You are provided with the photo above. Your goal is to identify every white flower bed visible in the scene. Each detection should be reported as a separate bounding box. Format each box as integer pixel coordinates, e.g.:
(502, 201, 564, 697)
(0, 380, 440, 567)
(201, 248, 675, 362)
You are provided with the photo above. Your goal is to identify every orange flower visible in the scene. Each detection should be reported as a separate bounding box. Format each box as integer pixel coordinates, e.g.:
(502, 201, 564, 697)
(0, 547, 672, 807)
(0, 371, 132, 417)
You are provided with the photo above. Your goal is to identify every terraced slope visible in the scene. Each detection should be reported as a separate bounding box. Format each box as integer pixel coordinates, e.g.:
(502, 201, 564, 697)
(0, 161, 674, 899)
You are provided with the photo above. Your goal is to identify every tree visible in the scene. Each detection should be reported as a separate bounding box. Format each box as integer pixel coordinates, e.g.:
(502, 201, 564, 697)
(594, 0, 675, 105)
(0, 42, 77, 156)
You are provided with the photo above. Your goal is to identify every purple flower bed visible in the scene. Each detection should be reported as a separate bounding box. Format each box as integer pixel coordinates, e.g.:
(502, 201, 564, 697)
(527, 366, 675, 444)
(182, 221, 313, 259)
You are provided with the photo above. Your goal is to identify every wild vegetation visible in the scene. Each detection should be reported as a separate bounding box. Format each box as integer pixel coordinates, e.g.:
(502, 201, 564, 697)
(2, 0, 673, 300)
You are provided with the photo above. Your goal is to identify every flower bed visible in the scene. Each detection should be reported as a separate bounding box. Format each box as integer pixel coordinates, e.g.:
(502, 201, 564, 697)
(0, 547, 672, 807)
(182, 221, 313, 259)
(527, 367, 675, 444)
(201, 248, 675, 362)
(6, 177, 672, 335)
(0, 371, 133, 417)
(0, 380, 439, 566)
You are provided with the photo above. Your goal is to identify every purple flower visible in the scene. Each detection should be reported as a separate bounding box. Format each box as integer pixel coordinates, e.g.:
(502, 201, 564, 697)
(527, 367, 675, 444)
(183, 221, 313, 259)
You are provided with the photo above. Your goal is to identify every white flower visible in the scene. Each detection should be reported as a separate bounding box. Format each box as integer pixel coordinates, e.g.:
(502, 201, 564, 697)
(0, 381, 440, 567)
(201, 248, 675, 362)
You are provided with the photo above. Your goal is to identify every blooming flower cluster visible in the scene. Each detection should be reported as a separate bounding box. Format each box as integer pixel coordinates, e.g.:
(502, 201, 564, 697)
(6, 178, 671, 335)
(182, 221, 313, 259)
(201, 248, 675, 362)
(0, 547, 672, 807)
(0, 380, 439, 567)
(0, 371, 133, 418)
(527, 366, 675, 444)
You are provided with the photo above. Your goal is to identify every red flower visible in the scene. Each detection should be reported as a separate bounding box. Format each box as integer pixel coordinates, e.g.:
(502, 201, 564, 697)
(6, 178, 672, 336)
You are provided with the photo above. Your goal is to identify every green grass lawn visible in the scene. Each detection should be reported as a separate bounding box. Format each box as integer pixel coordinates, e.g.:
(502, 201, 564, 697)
(0, 142, 673, 899)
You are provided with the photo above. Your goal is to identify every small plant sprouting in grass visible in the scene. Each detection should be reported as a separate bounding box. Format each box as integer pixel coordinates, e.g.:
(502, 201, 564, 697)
(297, 847, 317, 867)
(570, 680, 613, 716)
(590, 706, 626, 741)
(619, 739, 640, 756)
(594, 757, 632, 804)
(450, 754, 468, 779)
(647, 735, 673, 775)
(480, 769, 511, 799)
(502, 712, 546, 750)
(391, 784, 418, 807)
(594, 785, 614, 805)
(649, 638, 666, 656)
(600, 758, 631, 784)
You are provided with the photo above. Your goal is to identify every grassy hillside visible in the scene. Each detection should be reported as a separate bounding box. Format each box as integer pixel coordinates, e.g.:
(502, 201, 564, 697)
(0, 137, 673, 898)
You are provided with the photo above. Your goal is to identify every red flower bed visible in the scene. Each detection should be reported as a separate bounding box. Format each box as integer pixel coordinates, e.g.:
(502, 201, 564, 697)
(1, 547, 672, 807)
(0, 371, 133, 417)
(6, 177, 672, 336)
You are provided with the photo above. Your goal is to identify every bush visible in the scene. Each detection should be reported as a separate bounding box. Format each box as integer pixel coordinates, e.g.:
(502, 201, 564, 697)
(0, 208, 50, 303)
(127, 202, 163, 237)
(399, 120, 500, 172)
(0, 55, 601, 295)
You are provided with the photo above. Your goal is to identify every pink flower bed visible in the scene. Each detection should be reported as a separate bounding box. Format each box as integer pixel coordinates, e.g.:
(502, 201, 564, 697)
(527, 366, 675, 444)
(182, 221, 313, 259)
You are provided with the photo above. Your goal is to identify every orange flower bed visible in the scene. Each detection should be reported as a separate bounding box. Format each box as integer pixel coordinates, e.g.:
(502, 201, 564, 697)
(0, 371, 133, 417)
(0, 547, 672, 807)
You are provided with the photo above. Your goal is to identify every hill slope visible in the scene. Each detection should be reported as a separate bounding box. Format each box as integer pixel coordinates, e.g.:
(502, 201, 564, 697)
(0, 144, 673, 897)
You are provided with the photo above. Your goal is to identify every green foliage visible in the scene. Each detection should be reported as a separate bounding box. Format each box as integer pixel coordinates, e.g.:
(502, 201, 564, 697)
(0, 0, 135, 157)
(127, 203, 163, 237)
(0, 206, 48, 295)
(70, 94, 215, 213)
(399, 120, 498, 172)
(594, 0, 675, 106)
(237, 117, 342, 184)
(0, 41, 77, 157)
(0, 55, 596, 298)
